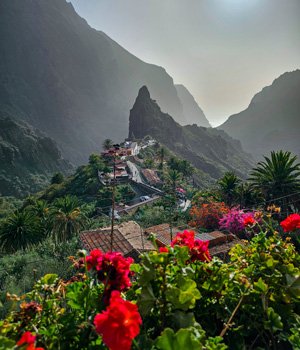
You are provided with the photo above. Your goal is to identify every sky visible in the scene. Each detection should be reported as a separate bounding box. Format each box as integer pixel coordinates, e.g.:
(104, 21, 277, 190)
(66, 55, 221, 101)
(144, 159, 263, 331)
(70, 0, 300, 126)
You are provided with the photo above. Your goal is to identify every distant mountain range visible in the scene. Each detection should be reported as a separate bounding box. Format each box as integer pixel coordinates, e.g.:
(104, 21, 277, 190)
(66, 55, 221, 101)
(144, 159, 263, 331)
(0, 116, 72, 197)
(0, 0, 210, 164)
(219, 70, 300, 159)
(175, 85, 211, 127)
(129, 86, 253, 185)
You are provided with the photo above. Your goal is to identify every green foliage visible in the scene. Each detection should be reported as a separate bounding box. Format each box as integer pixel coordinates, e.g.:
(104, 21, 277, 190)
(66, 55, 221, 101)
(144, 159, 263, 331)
(0, 210, 43, 253)
(217, 172, 241, 206)
(51, 172, 64, 185)
(0, 227, 299, 349)
(0, 196, 22, 219)
(249, 150, 300, 204)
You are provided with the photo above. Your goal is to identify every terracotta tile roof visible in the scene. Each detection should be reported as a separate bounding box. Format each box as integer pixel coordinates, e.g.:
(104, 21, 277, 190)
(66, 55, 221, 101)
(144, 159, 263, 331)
(80, 221, 154, 261)
(144, 224, 240, 258)
(141, 169, 161, 185)
(144, 223, 182, 246)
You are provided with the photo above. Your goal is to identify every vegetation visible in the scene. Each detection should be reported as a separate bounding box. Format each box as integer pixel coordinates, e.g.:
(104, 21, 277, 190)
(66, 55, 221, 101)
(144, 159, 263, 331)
(249, 150, 300, 206)
(0, 215, 299, 349)
(0, 148, 300, 349)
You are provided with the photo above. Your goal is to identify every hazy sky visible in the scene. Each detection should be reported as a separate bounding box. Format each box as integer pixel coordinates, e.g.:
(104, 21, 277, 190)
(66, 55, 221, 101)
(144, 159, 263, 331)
(70, 0, 300, 126)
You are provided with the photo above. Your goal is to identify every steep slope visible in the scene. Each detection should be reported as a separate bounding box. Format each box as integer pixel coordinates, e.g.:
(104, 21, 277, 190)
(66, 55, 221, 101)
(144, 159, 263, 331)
(129, 86, 253, 183)
(219, 70, 300, 159)
(175, 84, 211, 127)
(0, 116, 72, 197)
(0, 0, 186, 164)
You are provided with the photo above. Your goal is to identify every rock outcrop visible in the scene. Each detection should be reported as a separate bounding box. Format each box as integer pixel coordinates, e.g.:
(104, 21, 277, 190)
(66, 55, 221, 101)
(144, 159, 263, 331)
(129, 86, 253, 183)
(0, 0, 196, 164)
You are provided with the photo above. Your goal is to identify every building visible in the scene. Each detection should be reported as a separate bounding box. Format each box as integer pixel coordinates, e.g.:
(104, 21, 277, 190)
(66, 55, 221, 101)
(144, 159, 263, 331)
(144, 223, 240, 260)
(124, 141, 140, 156)
(80, 221, 154, 261)
(141, 169, 162, 186)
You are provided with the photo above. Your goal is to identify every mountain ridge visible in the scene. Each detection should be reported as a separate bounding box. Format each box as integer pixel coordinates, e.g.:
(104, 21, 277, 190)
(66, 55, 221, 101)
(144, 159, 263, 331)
(0, 115, 72, 197)
(129, 86, 253, 184)
(219, 70, 300, 159)
(0, 0, 198, 164)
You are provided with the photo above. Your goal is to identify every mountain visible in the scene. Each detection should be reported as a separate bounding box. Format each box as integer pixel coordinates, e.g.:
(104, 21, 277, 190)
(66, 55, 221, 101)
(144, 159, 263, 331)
(129, 86, 253, 184)
(0, 0, 191, 164)
(175, 84, 211, 127)
(219, 70, 300, 159)
(0, 116, 72, 197)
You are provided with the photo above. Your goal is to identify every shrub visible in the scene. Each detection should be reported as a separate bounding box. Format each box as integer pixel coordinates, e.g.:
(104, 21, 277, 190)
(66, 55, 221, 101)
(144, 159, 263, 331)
(189, 201, 229, 230)
(0, 224, 299, 349)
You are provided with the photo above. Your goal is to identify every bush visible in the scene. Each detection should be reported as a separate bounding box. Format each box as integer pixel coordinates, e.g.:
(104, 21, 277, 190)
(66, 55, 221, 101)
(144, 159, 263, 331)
(189, 201, 229, 230)
(0, 221, 299, 349)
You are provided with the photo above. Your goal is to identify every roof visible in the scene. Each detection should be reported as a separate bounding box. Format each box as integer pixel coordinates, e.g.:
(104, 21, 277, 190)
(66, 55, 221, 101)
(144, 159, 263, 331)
(141, 169, 161, 185)
(144, 223, 182, 246)
(144, 224, 239, 258)
(80, 221, 154, 260)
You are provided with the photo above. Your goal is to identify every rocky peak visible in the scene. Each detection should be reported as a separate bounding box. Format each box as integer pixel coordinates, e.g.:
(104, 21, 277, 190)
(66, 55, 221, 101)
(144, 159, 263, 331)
(129, 87, 253, 183)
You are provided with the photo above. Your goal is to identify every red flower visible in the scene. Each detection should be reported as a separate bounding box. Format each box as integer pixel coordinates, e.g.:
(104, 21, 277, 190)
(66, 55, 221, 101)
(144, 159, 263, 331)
(244, 215, 256, 227)
(192, 240, 211, 262)
(96, 252, 133, 292)
(17, 332, 36, 347)
(171, 230, 195, 249)
(280, 213, 300, 232)
(94, 291, 142, 350)
(16, 332, 44, 350)
(171, 230, 211, 262)
(86, 249, 102, 270)
(159, 247, 169, 253)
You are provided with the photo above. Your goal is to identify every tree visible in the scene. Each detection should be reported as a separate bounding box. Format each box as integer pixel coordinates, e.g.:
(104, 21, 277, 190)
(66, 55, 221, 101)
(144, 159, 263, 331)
(51, 195, 87, 243)
(249, 150, 300, 208)
(0, 210, 42, 252)
(218, 172, 241, 206)
(51, 172, 64, 185)
(158, 147, 165, 170)
(102, 139, 113, 150)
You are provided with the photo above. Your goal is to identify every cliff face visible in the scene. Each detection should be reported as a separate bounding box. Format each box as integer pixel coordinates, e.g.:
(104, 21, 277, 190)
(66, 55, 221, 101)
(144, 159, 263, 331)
(129, 86, 253, 182)
(0, 0, 189, 164)
(175, 84, 211, 127)
(0, 116, 72, 197)
(219, 70, 300, 159)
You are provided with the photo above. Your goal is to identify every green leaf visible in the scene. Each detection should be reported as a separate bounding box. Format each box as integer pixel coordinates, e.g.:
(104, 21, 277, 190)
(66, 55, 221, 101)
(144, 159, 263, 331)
(254, 278, 268, 294)
(66, 281, 88, 310)
(264, 307, 283, 332)
(0, 336, 15, 350)
(39, 273, 58, 285)
(156, 328, 201, 350)
(286, 274, 300, 298)
(166, 276, 201, 311)
(139, 284, 156, 316)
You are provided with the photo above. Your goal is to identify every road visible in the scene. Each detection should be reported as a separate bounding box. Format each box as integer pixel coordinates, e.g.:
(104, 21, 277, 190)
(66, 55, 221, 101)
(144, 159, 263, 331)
(127, 160, 143, 183)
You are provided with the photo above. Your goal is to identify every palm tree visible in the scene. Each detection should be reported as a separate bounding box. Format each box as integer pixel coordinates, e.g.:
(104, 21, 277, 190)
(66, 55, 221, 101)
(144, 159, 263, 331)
(249, 151, 300, 208)
(102, 139, 113, 150)
(27, 199, 52, 235)
(166, 169, 182, 194)
(218, 172, 241, 206)
(51, 195, 88, 243)
(0, 210, 41, 252)
(158, 147, 165, 170)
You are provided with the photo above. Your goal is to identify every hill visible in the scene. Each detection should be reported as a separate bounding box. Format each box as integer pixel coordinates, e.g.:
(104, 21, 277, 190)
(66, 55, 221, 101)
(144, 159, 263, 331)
(0, 0, 203, 164)
(129, 86, 253, 184)
(219, 70, 300, 159)
(175, 84, 211, 127)
(0, 116, 72, 197)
